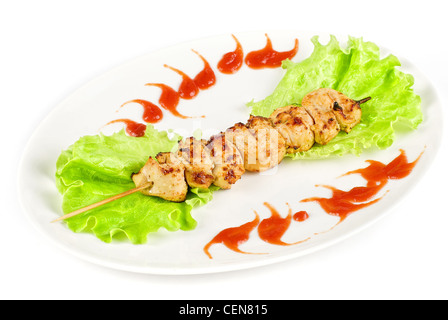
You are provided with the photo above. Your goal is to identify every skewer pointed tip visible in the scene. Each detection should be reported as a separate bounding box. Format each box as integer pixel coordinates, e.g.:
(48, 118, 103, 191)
(357, 97, 372, 105)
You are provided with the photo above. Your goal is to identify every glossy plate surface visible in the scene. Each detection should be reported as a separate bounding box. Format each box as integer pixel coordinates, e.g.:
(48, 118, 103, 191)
(17, 31, 443, 274)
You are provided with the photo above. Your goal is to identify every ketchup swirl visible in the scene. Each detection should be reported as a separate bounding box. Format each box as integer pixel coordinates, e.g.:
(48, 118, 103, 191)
(144, 83, 189, 119)
(164, 64, 199, 100)
(245, 34, 299, 69)
(203, 212, 263, 259)
(192, 49, 216, 90)
(120, 99, 163, 124)
(203, 149, 424, 258)
(105, 119, 146, 137)
(258, 203, 310, 246)
(217, 34, 244, 74)
(111, 34, 300, 126)
(302, 149, 424, 224)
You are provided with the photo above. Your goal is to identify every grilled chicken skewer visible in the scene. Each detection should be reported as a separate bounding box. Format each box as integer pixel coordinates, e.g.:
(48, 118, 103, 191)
(53, 89, 370, 221)
(133, 88, 370, 201)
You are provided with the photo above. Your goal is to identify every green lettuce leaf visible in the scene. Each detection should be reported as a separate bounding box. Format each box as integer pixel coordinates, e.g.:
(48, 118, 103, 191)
(55, 126, 217, 244)
(248, 35, 423, 159)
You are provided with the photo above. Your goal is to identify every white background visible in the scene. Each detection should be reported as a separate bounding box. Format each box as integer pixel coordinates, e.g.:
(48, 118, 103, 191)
(2, 0, 448, 300)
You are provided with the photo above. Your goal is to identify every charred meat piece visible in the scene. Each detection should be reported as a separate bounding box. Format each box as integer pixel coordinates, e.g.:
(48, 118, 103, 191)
(224, 122, 258, 172)
(246, 115, 286, 171)
(206, 133, 245, 189)
(225, 117, 286, 172)
(301, 89, 341, 145)
(270, 105, 315, 153)
(132, 152, 188, 202)
(323, 88, 365, 133)
(177, 137, 215, 189)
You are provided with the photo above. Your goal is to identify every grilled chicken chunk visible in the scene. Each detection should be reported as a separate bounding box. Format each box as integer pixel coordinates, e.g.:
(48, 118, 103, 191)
(324, 88, 364, 132)
(132, 152, 188, 202)
(302, 89, 341, 145)
(270, 105, 315, 153)
(225, 117, 286, 172)
(246, 115, 286, 171)
(206, 133, 245, 189)
(177, 137, 215, 189)
(225, 122, 258, 172)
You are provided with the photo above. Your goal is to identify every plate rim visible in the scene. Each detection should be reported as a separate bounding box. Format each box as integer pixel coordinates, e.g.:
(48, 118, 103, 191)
(16, 30, 445, 275)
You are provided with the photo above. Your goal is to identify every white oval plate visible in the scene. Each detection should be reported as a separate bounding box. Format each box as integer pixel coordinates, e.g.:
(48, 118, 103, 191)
(18, 31, 443, 274)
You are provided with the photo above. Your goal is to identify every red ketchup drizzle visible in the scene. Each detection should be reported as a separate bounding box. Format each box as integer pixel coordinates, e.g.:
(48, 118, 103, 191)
(120, 99, 163, 124)
(202, 149, 423, 258)
(204, 212, 262, 259)
(192, 49, 216, 90)
(164, 64, 199, 100)
(258, 203, 309, 246)
(301, 149, 424, 224)
(293, 211, 309, 222)
(217, 34, 244, 74)
(105, 119, 146, 137)
(245, 34, 299, 69)
(144, 83, 189, 119)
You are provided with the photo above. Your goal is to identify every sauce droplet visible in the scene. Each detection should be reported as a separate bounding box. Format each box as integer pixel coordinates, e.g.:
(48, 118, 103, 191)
(258, 203, 310, 246)
(105, 119, 146, 137)
(245, 34, 299, 69)
(192, 49, 216, 90)
(293, 211, 309, 222)
(120, 99, 163, 123)
(217, 34, 244, 74)
(145, 83, 189, 119)
(203, 212, 263, 259)
(163, 64, 199, 100)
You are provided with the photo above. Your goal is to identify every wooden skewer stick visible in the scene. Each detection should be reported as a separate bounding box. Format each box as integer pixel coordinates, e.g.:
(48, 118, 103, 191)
(51, 182, 153, 223)
(357, 97, 372, 105)
(334, 96, 372, 112)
